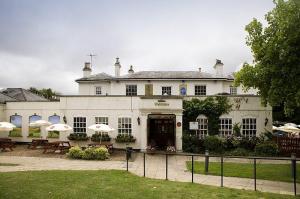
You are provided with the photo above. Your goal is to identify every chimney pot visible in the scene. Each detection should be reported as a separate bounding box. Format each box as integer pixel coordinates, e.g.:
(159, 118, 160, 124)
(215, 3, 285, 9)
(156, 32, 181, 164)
(83, 62, 92, 77)
(198, 67, 202, 72)
(128, 65, 134, 74)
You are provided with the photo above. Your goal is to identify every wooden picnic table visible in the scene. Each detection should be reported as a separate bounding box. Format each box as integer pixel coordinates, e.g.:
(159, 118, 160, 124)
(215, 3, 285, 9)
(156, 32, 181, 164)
(28, 139, 49, 149)
(43, 141, 71, 154)
(88, 142, 114, 153)
(0, 138, 16, 151)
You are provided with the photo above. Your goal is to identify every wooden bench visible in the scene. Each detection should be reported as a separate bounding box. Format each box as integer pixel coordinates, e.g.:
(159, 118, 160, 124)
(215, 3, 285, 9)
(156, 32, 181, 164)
(0, 138, 16, 152)
(28, 139, 49, 149)
(88, 142, 114, 153)
(43, 141, 71, 154)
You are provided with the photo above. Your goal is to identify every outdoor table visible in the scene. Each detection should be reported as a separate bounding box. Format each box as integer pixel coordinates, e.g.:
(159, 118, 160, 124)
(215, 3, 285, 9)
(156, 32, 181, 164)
(88, 142, 114, 153)
(43, 141, 71, 154)
(0, 138, 16, 151)
(28, 139, 49, 149)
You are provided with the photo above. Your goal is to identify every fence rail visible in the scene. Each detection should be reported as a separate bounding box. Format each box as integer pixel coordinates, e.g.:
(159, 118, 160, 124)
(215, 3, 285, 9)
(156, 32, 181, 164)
(125, 150, 299, 196)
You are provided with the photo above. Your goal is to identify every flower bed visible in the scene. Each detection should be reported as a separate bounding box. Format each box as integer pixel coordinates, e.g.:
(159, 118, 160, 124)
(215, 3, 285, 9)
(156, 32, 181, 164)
(68, 133, 89, 141)
(115, 134, 136, 143)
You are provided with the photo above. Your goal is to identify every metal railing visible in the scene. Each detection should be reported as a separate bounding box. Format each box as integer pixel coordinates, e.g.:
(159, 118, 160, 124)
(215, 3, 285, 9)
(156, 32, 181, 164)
(125, 150, 299, 196)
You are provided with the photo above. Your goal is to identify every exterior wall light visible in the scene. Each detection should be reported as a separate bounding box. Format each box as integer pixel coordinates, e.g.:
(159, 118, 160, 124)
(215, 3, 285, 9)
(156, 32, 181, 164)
(137, 117, 141, 125)
(63, 115, 67, 124)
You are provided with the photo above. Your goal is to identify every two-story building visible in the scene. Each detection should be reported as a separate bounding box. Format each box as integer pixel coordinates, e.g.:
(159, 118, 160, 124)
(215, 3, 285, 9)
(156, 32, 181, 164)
(0, 58, 272, 150)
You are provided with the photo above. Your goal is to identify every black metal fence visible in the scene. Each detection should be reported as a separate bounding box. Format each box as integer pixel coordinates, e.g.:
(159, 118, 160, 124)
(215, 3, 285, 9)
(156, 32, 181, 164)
(125, 150, 299, 196)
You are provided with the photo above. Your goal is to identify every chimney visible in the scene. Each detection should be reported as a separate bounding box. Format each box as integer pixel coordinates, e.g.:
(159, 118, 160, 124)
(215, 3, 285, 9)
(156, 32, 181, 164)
(83, 62, 92, 77)
(114, 57, 121, 77)
(198, 67, 202, 72)
(214, 59, 224, 77)
(128, 65, 134, 74)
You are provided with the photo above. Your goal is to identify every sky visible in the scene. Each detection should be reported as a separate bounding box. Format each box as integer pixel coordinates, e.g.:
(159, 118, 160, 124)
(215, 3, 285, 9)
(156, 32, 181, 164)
(0, 0, 275, 94)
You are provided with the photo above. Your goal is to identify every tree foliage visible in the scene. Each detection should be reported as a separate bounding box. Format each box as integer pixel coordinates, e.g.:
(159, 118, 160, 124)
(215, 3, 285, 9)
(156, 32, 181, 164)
(29, 87, 60, 101)
(234, 0, 300, 116)
(183, 96, 232, 135)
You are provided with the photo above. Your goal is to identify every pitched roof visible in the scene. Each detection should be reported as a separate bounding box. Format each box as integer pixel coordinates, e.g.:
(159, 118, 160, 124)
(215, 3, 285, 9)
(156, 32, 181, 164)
(1, 88, 48, 102)
(76, 71, 234, 82)
(0, 92, 16, 103)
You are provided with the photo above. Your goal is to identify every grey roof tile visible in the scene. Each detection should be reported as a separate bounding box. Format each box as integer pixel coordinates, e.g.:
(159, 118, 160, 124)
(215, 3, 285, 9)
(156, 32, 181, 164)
(1, 88, 48, 102)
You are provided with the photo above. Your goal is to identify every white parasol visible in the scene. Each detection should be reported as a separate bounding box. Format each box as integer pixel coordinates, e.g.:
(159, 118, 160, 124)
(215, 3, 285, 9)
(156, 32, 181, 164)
(0, 122, 16, 131)
(88, 124, 114, 144)
(46, 123, 72, 132)
(29, 120, 52, 127)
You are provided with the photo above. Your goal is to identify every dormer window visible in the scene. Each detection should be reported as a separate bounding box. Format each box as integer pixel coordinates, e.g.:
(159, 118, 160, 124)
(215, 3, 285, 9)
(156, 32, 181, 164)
(95, 87, 101, 95)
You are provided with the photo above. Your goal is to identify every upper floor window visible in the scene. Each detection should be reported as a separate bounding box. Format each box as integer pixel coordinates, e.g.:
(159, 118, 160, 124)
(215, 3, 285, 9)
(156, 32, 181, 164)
(219, 118, 232, 137)
(95, 117, 108, 125)
(195, 85, 206, 96)
(162, 86, 172, 95)
(95, 87, 101, 95)
(197, 115, 208, 138)
(73, 117, 86, 133)
(242, 118, 256, 137)
(126, 85, 137, 96)
(230, 86, 237, 95)
(118, 117, 132, 135)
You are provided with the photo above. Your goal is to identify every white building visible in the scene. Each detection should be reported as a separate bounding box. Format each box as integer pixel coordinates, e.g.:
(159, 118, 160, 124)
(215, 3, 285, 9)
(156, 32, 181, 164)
(0, 59, 272, 151)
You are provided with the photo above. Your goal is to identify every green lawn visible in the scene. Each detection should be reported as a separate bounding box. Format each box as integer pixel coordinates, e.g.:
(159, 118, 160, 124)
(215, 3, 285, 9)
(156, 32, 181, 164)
(0, 170, 296, 199)
(186, 161, 300, 183)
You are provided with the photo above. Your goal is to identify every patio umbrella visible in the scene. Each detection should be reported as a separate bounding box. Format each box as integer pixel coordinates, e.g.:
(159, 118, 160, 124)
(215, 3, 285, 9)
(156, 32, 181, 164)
(29, 120, 52, 127)
(272, 126, 279, 131)
(46, 123, 72, 141)
(0, 122, 16, 131)
(88, 124, 114, 145)
(30, 120, 52, 139)
(277, 125, 300, 133)
(284, 123, 297, 127)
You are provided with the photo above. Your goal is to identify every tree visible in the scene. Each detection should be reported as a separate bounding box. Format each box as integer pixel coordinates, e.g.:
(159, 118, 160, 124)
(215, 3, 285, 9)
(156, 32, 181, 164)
(234, 0, 300, 116)
(29, 87, 60, 101)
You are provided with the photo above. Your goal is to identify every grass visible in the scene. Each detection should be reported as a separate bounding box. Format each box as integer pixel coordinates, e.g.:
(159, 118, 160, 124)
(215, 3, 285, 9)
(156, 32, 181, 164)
(0, 170, 296, 199)
(28, 127, 41, 138)
(186, 161, 300, 183)
(0, 163, 19, 166)
(9, 128, 22, 137)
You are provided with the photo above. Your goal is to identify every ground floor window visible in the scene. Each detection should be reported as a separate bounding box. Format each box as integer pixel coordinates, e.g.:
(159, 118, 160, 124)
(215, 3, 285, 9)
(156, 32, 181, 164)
(219, 118, 232, 137)
(242, 118, 256, 137)
(118, 117, 132, 135)
(73, 117, 86, 133)
(196, 116, 208, 138)
(95, 117, 108, 125)
(162, 86, 172, 95)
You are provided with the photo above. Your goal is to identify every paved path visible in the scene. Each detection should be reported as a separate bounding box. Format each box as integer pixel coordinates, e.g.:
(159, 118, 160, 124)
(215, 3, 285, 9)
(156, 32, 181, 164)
(0, 154, 298, 196)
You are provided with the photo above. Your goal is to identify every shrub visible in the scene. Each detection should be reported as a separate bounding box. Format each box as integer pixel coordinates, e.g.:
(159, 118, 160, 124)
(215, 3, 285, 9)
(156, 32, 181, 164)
(91, 133, 111, 142)
(233, 123, 241, 137)
(48, 131, 59, 138)
(182, 134, 204, 153)
(222, 136, 239, 151)
(203, 136, 224, 153)
(255, 142, 278, 156)
(67, 146, 109, 160)
(225, 148, 252, 156)
(67, 146, 84, 159)
(115, 134, 136, 143)
(68, 133, 89, 141)
(238, 136, 259, 150)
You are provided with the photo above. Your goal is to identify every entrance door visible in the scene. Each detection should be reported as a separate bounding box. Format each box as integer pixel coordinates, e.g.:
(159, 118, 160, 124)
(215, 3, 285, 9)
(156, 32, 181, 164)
(148, 114, 175, 150)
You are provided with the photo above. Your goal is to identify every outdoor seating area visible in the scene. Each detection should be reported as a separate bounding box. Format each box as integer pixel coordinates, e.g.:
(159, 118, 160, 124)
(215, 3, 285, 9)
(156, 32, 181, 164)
(0, 138, 16, 152)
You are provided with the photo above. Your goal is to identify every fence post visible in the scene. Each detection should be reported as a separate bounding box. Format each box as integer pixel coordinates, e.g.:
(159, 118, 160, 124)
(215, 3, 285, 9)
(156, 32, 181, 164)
(291, 154, 297, 196)
(143, 152, 146, 177)
(192, 155, 194, 183)
(221, 156, 223, 187)
(254, 158, 257, 191)
(166, 154, 168, 180)
(205, 150, 209, 174)
(126, 149, 129, 172)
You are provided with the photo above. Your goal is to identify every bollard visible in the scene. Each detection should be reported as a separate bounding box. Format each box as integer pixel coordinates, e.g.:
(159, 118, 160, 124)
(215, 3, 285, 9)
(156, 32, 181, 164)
(143, 153, 146, 177)
(205, 150, 209, 174)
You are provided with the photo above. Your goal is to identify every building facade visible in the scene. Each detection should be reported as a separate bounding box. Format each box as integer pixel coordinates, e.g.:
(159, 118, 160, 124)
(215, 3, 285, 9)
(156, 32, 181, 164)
(0, 59, 272, 151)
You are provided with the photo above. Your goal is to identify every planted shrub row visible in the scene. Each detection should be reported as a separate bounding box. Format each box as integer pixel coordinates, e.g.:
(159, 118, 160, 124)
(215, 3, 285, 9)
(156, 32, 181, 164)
(67, 146, 109, 160)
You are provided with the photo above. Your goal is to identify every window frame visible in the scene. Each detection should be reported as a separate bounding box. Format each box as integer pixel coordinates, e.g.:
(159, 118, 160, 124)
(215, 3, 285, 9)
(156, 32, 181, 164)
(162, 86, 172, 95)
(230, 86, 237, 95)
(219, 118, 233, 137)
(196, 115, 208, 138)
(95, 117, 108, 125)
(95, 86, 102, 95)
(195, 85, 206, 96)
(118, 117, 132, 135)
(126, 85, 137, 96)
(73, 117, 87, 133)
(242, 117, 257, 137)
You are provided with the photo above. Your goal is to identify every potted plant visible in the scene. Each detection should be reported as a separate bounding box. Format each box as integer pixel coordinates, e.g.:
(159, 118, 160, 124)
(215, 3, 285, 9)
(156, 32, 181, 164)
(68, 133, 89, 146)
